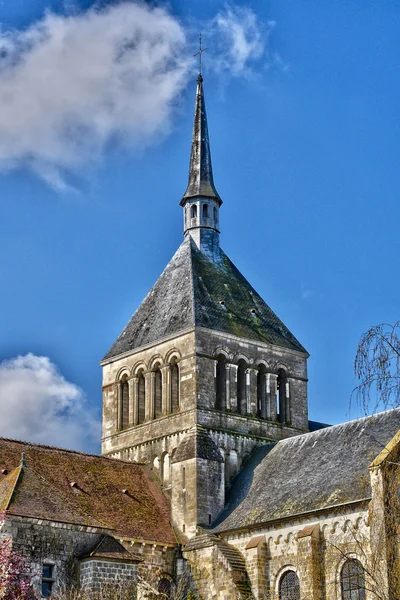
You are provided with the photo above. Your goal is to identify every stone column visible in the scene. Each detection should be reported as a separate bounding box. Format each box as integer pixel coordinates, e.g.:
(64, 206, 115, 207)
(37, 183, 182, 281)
(132, 376, 139, 425)
(263, 372, 270, 420)
(224, 364, 231, 412)
(116, 382, 122, 431)
(161, 365, 171, 415)
(128, 378, 135, 426)
(229, 364, 238, 412)
(285, 380, 291, 424)
(245, 368, 252, 415)
(145, 371, 154, 421)
(268, 373, 278, 421)
(249, 369, 258, 416)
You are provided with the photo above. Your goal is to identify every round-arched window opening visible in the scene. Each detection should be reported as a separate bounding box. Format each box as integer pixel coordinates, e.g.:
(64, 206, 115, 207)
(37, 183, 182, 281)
(203, 203, 209, 219)
(190, 204, 197, 219)
(279, 570, 300, 600)
(158, 577, 172, 599)
(341, 559, 366, 600)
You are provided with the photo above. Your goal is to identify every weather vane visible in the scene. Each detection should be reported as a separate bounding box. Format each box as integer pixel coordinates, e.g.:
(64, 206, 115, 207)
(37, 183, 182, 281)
(194, 33, 207, 76)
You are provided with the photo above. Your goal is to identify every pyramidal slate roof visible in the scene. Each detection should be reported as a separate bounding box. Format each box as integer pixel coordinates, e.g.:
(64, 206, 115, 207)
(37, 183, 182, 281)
(103, 238, 306, 361)
(213, 409, 400, 533)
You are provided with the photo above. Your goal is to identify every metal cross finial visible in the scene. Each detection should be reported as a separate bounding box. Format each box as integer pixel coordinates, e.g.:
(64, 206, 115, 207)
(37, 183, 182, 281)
(194, 33, 207, 75)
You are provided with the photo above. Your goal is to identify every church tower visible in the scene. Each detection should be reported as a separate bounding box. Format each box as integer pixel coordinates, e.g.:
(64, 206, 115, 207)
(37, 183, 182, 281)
(101, 73, 309, 538)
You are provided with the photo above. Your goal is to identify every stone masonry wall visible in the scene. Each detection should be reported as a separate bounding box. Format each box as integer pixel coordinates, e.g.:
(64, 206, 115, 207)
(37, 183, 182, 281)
(80, 559, 138, 592)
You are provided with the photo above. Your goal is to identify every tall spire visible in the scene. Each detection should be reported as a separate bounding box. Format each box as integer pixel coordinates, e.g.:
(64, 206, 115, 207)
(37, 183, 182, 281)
(180, 74, 222, 206)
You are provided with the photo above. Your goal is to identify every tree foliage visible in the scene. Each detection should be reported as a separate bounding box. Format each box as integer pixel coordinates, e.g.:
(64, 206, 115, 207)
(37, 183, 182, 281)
(354, 321, 400, 414)
(0, 512, 34, 600)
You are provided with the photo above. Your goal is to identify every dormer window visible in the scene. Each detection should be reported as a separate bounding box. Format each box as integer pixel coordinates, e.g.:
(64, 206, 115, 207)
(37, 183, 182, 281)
(191, 204, 197, 219)
(203, 203, 209, 219)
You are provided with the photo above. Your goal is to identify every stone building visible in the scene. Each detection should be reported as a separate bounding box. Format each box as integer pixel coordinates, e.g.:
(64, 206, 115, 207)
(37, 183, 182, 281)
(1, 72, 400, 600)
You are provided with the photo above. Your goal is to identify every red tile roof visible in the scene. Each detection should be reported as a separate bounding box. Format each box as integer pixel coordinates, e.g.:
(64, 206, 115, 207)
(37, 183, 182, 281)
(0, 439, 175, 545)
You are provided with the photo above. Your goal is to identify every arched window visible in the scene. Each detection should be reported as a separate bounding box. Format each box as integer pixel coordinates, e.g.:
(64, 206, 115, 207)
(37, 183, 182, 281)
(214, 206, 217, 222)
(190, 204, 197, 219)
(341, 559, 366, 600)
(158, 578, 172, 599)
(119, 374, 129, 430)
(237, 360, 247, 415)
(137, 369, 145, 424)
(277, 368, 288, 424)
(216, 355, 226, 411)
(170, 358, 180, 413)
(202, 203, 209, 219)
(279, 570, 300, 600)
(257, 364, 267, 419)
(153, 364, 162, 419)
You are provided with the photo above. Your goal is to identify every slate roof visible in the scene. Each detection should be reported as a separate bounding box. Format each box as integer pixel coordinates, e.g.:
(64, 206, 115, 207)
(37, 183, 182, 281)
(0, 439, 175, 545)
(81, 535, 142, 562)
(103, 238, 306, 360)
(181, 75, 222, 206)
(213, 409, 400, 532)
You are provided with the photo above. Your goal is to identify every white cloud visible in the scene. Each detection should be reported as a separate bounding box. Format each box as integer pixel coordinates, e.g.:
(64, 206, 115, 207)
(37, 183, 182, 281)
(210, 5, 271, 76)
(0, 2, 190, 189)
(0, 353, 100, 452)
(0, 3, 273, 189)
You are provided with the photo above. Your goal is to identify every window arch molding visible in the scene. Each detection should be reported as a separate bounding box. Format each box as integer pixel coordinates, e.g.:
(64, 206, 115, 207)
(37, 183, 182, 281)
(233, 352, 251, 365)
(213, 346, 230, 360)
(275, 566, 301, 600)
(254, 358, 270, 371)
(132, 361, 148, 376)
(273, 361, 291, 376)
(164, 348, 182, 364)
(336, 554, 366, 600)
(115, 367, 130, 382)
(148, 355, 164, 371)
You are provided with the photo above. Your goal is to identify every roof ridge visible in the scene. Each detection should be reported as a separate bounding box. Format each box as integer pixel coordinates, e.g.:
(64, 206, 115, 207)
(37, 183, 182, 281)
(275, 408, 400, 448)
(0, 437, 143, 465)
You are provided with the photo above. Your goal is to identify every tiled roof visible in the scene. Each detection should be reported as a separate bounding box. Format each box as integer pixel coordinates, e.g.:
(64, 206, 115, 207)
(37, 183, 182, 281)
(103, 238, 306, 361)
(213, 409, 400, 532)
(0, 439, 175, 545)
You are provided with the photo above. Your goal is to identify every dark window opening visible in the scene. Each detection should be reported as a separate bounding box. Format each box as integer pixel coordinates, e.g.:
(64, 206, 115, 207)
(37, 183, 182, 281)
(137, 370, 145, 424)
(42, 564, 54, 598)
(216, 355, 226, 411)
(190, 204, 197, 219)
(202, 203, 209, 219)
(237, 360, 247, 415)
(257, 364, 267, 419)
(154, 366, 162, 419)
(341, 559, 366, 600)
(279, 570, 300, 600)
(170, 359, 180, 413)
(158, 578, 172, 599)
(277, 368, 288, 424)
(214, 207, 217, 221)
(208, 514, 212, 525)
(119, 375, 129, 430)
(182, 466, 186, 488)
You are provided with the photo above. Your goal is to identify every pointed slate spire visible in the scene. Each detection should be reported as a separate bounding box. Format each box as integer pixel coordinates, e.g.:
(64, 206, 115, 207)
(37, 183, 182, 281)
(181, 75, 222, 206)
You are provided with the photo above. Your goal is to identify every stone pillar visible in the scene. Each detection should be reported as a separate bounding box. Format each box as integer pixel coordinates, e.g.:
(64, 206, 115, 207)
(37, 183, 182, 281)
(268, 374, 278, 421)
(245, 369, 252, 415)
(161, 365, 171, 415)
(145, 372, 154, 421)
(249, 369, 258, 416)
(224, 364, 231, 412)
(229, 364, 238, 412)
(117, 382, 122, 431)
(132, 376, 139, 425)
(128, 378, 135, 426)
(285, 380, 291, 424)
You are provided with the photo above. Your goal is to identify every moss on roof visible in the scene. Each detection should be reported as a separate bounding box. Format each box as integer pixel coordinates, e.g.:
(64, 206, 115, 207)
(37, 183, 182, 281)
(104, 238, 306, 361)
(213, 409, 400, 532)
(0, 439, 175, 545)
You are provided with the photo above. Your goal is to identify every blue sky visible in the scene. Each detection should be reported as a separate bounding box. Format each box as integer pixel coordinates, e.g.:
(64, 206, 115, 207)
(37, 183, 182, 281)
(0, 0, 399, 452)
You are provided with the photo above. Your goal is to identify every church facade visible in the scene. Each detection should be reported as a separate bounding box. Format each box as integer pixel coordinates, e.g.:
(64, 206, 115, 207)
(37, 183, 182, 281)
(1, 74, 400, 600)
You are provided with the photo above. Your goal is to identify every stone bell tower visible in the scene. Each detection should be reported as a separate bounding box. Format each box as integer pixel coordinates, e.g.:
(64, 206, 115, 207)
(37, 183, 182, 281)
(101, 72, 309, 538)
